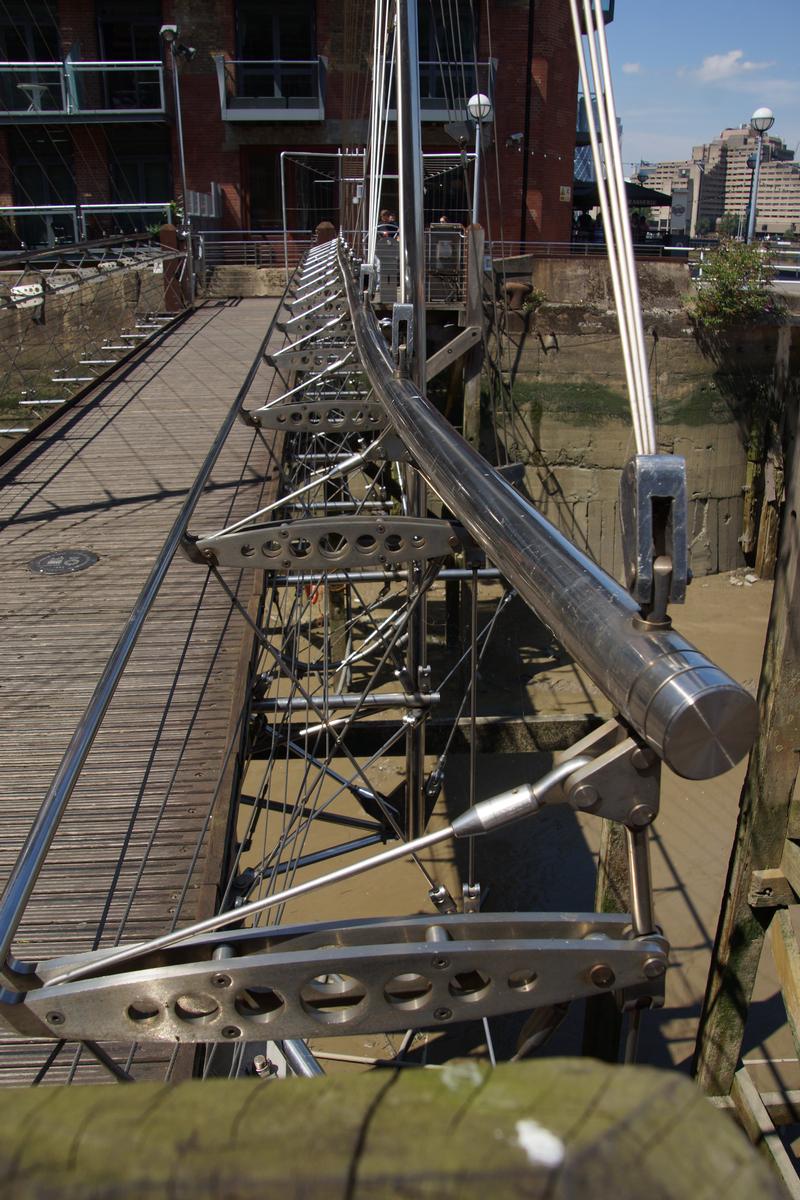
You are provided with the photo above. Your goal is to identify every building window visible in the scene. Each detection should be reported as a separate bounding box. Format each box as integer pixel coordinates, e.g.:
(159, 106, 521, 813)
(235, 0, 316, 100)
(95, 0, 162, 109)
(108, 126, 171, 209)
(0, 0, 59, 61)
(418, 0, 477, 105)
(8, 126, 76, 246)
(96, 0, 162, 62)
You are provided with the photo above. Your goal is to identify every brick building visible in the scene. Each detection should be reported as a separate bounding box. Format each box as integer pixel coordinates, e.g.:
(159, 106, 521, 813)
(0, 0, 604, 249)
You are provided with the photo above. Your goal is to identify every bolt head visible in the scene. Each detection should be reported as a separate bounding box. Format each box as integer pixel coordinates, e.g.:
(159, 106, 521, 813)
(589, 964, 616, 989)
(628, 804, 655, 828)
(211, 973, 232, 988)
(630, 746, 657, 770)
(434, 1006, 453, 1021)
(432, 956, 450, 970)
(46, 1011, 65, 1026)
(222, 1025, 241, 1039)
(643, 957, 666, 980)
(571, 783, 599, 811)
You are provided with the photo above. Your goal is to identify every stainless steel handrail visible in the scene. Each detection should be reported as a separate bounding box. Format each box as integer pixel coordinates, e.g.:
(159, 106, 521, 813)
(337, 241, 757, 782)
(0, 281, 290, 966)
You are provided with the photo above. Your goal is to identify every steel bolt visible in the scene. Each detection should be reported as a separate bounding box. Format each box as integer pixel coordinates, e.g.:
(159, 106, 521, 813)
(252, 1054, 278, 1079)
(643, 957, 666, 980)
(46, 1011, 65, 1026)
(630, 746, 657, 770)
(572, 783, 599, 811)
(432, 956, 450, 970)
(222, 1025, 241, 1039)
(434, 1007, 453, 1021)
(627, 804, 655, 828)
(589, 964, 616, 989)
(211, 973, 232, 988)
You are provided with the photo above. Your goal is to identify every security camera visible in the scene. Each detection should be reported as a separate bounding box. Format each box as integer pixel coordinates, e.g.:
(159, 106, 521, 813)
(506, 132, 524, 150)
(159, 24, 178, 43)
(177, 43, 196, 61)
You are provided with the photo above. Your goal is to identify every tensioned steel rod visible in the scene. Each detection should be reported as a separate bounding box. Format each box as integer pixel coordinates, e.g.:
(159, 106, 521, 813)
(396, 0, 428, 837)
(44, 758, 588, 986)
(338, 242, 756, 782)
(0, 285, 291, 968)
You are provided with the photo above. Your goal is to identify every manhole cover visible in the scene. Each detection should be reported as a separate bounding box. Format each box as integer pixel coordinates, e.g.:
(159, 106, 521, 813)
(28, 550, 98, 576)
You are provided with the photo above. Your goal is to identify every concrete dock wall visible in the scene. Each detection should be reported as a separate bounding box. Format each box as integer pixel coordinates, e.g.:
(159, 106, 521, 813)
(0, 262, 166, 412)
(493, 256, 798, 579)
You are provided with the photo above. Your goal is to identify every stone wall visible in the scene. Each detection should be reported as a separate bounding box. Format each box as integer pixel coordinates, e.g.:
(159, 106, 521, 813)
(491, 257, 799, 579)
(0, 262, 167, 413)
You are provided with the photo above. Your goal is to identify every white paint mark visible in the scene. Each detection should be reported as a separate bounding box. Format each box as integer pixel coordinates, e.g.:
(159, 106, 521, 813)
(515, 1119, 565, 1169)
(440, 1060, 484, 1091)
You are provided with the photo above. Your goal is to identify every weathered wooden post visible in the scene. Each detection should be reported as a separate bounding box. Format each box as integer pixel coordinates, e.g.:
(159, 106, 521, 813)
(694, 383, 800, 1096)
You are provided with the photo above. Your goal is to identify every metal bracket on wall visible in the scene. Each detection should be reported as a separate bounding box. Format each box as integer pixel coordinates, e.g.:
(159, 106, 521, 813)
(554, 718, 661, 828)
(253, 398, 389, 434)
(391, 303, 414, 362)
(17, 913, 669, 1044)
(619, 454, 689, 624)
(193, 515, 473, 572)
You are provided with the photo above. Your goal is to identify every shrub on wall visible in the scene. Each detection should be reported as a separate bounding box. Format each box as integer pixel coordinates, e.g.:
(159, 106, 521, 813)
(690, 240, 785, 332)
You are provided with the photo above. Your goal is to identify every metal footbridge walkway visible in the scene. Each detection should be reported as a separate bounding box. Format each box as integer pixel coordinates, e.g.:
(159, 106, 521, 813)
(0, 239, 757, 1086)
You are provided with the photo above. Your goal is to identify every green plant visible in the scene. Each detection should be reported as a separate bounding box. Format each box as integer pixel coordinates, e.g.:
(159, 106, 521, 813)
(690, 240, 785, 332)
(521, 288, 546, 314)
(716, 212, 740, 238)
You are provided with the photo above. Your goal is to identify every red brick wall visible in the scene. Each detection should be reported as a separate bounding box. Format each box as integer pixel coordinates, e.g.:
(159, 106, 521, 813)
(479, 0, 578, 245)
(72, 127, 110, 204)
(170, 0, 242, 226)
(0, 130, 14, 208)
(1, 0, 578, 241)
(57, 0, 100, 59)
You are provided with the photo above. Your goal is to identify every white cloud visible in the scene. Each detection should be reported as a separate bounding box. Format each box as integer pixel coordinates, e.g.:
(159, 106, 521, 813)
(695, 49, 774, 84)
(622, 62, 642, 75)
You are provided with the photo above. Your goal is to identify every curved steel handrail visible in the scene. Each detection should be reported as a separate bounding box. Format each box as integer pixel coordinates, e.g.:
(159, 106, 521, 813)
(338, 242, 757, 782)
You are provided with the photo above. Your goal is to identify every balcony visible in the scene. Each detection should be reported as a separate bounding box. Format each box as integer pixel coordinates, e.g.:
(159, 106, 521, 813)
(0, 61, 166, 123)
(214, 56, 326, 122)
(387, 60, 495, 123)
(0, 202, 173, 247)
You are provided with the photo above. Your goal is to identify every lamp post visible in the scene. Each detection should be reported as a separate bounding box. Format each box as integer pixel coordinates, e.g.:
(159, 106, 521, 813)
(746, 106, 775, 244)
(160, 24, 195, 303)
(467, 91, 493, 226)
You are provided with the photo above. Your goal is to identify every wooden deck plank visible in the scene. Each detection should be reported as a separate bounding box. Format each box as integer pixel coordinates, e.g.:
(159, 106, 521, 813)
(0, 298, 282, 1084)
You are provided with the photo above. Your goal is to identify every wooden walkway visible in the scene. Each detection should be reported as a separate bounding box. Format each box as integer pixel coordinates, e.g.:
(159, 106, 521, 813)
(0, 299, 280, 1084)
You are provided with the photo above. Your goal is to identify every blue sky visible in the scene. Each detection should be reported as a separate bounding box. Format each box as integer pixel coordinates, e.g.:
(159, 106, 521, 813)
(605, 0, 800, 168)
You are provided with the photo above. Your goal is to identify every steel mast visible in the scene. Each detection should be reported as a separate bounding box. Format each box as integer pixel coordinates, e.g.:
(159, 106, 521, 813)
(396, 0, 429, 839)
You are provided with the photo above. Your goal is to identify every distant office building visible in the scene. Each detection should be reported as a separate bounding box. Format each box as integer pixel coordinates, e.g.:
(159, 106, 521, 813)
(637, 126, 800, 237)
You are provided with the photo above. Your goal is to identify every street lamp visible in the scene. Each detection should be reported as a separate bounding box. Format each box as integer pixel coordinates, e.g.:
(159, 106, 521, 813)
(467, 91, 493, 226)
(160, 24, 196, 303)
(746, 106, 775, 244)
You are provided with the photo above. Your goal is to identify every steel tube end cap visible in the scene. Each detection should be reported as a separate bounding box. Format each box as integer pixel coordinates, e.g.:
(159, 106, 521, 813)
(648, 669, 757, 780)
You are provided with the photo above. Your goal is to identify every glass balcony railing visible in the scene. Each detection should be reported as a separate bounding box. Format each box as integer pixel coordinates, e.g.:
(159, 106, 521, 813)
(0, 203, 173, 248)
(214, 56, 326, 121)
(386, 60, 496, 122)
(0, 61, 166, 121)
